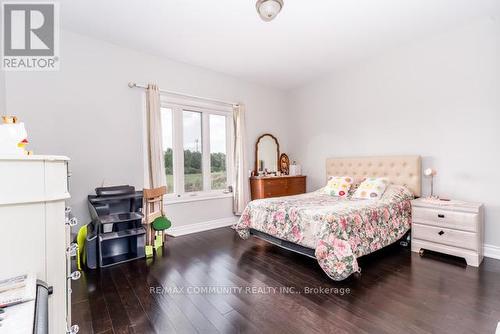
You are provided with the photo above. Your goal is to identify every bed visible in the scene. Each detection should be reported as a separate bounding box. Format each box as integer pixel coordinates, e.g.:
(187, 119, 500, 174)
(233, 156, 421, 281)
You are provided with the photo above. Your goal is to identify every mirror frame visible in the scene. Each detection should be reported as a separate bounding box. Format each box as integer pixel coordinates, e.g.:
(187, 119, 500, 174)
(254, 133, 280, 174)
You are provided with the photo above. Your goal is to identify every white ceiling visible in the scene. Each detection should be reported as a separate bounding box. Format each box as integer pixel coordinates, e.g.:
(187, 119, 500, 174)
(60, 0, 499, 90)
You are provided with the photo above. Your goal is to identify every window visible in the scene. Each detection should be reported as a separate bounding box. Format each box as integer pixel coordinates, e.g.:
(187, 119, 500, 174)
(160, 107, 174, 194)
(159, 97, 233, 200)
(183, 111, 203, 192)
(210, 114, 227, 190)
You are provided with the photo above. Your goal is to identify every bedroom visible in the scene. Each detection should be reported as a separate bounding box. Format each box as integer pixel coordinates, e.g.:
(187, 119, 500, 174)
(0, 0, 499, 333)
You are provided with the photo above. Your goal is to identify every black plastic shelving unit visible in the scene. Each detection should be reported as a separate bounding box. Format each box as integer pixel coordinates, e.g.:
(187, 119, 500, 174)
(88, 185, 146, 268)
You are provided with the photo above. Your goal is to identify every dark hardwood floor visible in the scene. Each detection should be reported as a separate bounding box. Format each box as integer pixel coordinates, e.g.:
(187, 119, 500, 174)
(72, 227, 500, 334)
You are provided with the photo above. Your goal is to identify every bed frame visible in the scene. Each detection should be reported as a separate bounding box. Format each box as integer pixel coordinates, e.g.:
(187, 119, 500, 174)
(250, 155, 422, 258)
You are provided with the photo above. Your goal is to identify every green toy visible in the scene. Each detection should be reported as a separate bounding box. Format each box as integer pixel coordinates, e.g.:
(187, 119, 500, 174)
(152, 216, 171, 231)
(154, 235, 163, 249)
(76, 225, 88, 270)
(145, 245, 154, 258)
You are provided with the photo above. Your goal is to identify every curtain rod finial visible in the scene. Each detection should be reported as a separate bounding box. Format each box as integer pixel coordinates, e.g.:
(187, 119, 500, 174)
(128, 82, 136, 88)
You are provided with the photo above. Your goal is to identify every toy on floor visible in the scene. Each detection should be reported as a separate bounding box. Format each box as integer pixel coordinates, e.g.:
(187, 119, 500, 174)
(76, 225, 88, 271)
(143, 186, 172, 255)
(0, 116, 33, 155)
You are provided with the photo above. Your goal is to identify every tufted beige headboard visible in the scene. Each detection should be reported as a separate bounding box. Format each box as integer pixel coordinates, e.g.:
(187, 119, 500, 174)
(326, 156, 422, 197)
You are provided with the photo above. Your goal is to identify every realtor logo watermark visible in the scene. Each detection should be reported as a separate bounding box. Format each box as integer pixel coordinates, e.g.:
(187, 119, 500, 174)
(2, 2, 59, 71)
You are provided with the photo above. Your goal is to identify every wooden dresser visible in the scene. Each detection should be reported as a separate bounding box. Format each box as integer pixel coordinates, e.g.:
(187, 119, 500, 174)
(411, 198, 484, 266)
(250, 175, 306, 200)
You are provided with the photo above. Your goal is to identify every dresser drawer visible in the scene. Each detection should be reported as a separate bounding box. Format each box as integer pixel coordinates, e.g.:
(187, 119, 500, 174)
(287, 177, 306, 195)
(412, 207, 478, 232)
(412, 223, 478, 251)
(250, 176, 307, 200)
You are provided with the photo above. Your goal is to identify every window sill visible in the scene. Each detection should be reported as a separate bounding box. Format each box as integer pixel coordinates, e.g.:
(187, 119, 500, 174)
(164, 192, 233, 205)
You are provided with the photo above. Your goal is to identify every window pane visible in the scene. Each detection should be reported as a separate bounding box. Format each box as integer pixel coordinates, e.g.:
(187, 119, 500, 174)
(210, 115, 227, 190)
(161, 107, 174, 194)
(183, 111, 203, 192)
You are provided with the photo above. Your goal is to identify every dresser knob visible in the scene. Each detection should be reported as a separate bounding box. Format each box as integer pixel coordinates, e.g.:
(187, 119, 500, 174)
(438, 230, 445, 236)
(438, 214, 445, 218)
(67, 324, 80, 334)
(66, 243, 79, 257)
(68, 271, 81, 281)
(66, 217, 78, 227)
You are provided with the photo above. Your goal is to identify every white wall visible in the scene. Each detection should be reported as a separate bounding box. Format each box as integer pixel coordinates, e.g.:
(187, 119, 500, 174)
(4, 30, 290, 228)
(288, 18, 500, 248)
(0, 72, 5, 113)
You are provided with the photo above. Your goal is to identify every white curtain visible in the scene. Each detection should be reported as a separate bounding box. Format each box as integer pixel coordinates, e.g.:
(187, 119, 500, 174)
(146, 84, 166, 188)
(233, 104, 248, 215)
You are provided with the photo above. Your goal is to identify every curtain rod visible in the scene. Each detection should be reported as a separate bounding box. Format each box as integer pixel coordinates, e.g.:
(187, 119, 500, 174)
(128, 82, 238, 107)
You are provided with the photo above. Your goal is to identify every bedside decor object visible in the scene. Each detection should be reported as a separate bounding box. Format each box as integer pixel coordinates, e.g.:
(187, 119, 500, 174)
(279, 153, 290, 175)
(424, 167, 437, 198)
(411, 198, 484, 266)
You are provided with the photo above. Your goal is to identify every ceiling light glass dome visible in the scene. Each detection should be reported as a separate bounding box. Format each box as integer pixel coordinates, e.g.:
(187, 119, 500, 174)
(256, 0, 284, 22)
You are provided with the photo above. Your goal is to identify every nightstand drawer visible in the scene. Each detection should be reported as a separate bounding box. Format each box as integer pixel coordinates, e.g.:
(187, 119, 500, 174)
(412, 207, 478, 232)
(412, 224, 478, 251)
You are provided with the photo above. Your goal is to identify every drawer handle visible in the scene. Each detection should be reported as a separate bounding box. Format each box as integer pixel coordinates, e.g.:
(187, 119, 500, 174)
(438, 230, 445, 236)
(68, 271, 81, 281)
(67, 324, 80, 334)
(66, 243, 79, 257)
(437, 214, 445, 219)
(66, 217, 78, 227)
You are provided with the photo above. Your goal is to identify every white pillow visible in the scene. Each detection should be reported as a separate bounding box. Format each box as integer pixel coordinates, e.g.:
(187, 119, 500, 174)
(324, 176, 354, 197)
(352, 177, 389, 200)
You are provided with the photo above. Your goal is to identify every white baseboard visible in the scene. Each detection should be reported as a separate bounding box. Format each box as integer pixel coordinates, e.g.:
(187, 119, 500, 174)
(168, 216, 238, 237)
(484, 244, 500, 260)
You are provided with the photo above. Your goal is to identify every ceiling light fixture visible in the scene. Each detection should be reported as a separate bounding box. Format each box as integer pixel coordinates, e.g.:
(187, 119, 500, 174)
(256, 0, 284, 22)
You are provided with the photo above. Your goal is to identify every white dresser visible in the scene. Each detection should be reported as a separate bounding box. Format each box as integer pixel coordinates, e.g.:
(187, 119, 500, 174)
(0, 155, 79, 333)
(411, 198, 484, 266)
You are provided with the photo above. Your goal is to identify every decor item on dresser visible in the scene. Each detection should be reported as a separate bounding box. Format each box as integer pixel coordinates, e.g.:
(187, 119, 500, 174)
(0, 155, 77, 333)
(411, 198, 484, 266)
(250, 175, 306, 200)
(289, 160, 302, 176)
(424, 167, 438, 198)
(255, 133, 279, 175)
(88, 185, 146, 267)
(279, 153, 290, 175)
(0, 115, 33, 155)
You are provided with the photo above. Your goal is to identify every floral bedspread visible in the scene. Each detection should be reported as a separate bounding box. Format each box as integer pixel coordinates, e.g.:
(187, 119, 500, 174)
(233, 185, 413, 280)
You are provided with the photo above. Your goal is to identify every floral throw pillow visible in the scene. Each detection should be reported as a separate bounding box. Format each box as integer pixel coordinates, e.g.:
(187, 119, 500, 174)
(324, 176, 354, 197)
(352, 177, 389, 199)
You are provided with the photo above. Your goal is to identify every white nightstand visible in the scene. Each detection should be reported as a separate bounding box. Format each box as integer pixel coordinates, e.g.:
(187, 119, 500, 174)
(411, 198, 484, 266)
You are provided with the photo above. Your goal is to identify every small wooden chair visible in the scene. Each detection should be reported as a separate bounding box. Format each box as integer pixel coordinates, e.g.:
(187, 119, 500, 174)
(143, 186, 168, 246)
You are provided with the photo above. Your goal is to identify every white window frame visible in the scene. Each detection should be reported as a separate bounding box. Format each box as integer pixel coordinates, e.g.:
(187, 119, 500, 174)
(160, 94, 234, 203)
